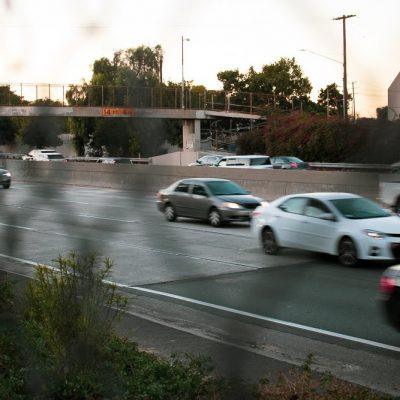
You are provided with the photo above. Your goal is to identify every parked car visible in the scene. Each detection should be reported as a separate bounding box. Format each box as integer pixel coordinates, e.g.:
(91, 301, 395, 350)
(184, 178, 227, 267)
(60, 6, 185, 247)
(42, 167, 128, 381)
(0, 168, 11, 189)
(251, 192, 400, 267)
(22, 149, 65, 161)
(156, 178, 266, 227)
(270, 156, 309, 170)
(188, 154, 225, 166)
(214, 155, 273, 169)
(379, 265, 400, 331)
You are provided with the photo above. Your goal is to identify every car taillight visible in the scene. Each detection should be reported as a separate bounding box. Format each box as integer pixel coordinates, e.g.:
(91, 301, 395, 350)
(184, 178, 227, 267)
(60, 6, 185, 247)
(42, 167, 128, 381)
(380, 276, 396, 294)
(291, 162, 298, 168)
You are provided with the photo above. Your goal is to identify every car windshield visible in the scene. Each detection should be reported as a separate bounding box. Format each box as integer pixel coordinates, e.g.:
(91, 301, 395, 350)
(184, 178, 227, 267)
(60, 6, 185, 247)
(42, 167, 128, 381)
(329, 197, 391, 219)
(205, 180, 248, 196)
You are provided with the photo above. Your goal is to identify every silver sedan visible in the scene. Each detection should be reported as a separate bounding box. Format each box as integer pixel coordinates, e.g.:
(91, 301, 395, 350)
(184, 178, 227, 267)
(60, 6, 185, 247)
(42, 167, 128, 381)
(156, 178, 265, 227)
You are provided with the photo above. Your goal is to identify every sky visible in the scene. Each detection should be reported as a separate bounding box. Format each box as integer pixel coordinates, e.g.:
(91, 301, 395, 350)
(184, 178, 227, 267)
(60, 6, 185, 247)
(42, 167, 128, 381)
(0, 0, 399, 118)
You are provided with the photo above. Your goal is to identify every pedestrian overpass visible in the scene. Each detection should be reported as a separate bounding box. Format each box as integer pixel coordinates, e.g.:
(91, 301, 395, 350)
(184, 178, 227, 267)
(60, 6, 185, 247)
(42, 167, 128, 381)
(0, 83, 268, 151)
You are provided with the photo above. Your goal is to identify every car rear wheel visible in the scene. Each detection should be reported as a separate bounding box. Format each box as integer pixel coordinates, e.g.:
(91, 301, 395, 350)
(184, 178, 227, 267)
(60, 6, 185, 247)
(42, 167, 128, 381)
(338, 237, 358, 267)
(385, 291, 400, 331)
(209, 208, 223, 227)
(164, 204, 177, 222)
(262, 228, 279, 255)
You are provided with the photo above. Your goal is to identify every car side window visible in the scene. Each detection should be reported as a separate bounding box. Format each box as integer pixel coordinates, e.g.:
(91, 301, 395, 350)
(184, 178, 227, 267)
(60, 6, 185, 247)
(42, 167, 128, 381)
(192, 185, 207, 196)
(304, 199, 331, 218)
(174, 183, 190, 193)
(279, 197, 307, 214)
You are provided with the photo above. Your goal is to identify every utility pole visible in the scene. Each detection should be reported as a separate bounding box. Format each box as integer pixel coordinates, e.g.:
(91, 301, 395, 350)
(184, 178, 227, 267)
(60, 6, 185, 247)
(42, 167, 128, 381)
(333, 14, 356, 120)
(181, 36, 190, 109)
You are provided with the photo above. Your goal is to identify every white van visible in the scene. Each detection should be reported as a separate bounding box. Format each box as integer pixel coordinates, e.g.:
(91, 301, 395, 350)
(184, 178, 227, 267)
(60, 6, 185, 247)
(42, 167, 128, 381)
(23, 149, 65, 161)
(214, 155, 273, 169)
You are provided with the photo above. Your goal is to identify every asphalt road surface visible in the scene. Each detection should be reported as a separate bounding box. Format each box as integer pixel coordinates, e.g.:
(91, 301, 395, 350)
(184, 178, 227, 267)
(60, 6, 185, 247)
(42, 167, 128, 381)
(1, 181, 399, 395)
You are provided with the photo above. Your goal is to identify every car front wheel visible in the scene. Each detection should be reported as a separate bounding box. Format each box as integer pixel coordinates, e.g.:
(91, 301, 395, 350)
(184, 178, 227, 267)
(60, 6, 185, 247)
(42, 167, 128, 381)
(338, 237, 358, 267)
(2, 183, 10, 189)
(208, 208, 223, 227)
(164, 204, 177, 222)
(262, 228, 279, 255)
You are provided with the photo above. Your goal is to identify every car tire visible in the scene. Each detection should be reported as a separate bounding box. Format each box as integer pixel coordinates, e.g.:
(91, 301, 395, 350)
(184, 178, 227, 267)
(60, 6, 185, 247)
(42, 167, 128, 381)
(2, 183, 10, 189)
(385, 291, 400, 331)
(262, 228, 279, 255)
(164, 204, 177, 222)
(208, 208, 223, 227)
(338, 237, 358, 267)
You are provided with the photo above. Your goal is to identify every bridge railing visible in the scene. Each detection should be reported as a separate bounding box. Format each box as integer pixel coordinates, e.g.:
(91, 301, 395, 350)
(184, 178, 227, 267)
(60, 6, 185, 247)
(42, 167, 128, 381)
(0, 83, 273, 114)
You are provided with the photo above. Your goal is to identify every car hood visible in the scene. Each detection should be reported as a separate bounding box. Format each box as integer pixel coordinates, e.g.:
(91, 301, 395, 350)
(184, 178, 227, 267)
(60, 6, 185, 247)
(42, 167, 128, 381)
(0, 169, 9, 174)
(353, 215, 400, 233)
(216, 194, 261, 204)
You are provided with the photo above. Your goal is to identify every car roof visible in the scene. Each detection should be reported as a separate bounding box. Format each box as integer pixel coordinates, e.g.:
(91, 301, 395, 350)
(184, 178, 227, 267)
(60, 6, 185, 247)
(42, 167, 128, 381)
(179, 178, 230, 183)
(222, 155, 269, 159)
(283, 192, 362, 201)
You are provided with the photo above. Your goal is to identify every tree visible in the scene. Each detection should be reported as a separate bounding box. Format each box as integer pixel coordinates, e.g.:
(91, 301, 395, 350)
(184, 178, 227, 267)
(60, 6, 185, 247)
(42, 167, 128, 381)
(0, 118, 18, 145)
(217, 58, 313, 113)
(66, 45, 170, 156)
(318, 83, 344, 117)
(236, 112, 366, 162)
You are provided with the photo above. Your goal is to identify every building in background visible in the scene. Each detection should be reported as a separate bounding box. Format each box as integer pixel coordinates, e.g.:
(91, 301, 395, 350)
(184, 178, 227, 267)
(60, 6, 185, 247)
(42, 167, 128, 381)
(388, 72, 400, 121)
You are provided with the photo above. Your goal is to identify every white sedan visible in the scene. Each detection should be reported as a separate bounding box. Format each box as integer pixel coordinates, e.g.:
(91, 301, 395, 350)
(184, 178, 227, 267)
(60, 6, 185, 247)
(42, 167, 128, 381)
(251, 192, 400, 267)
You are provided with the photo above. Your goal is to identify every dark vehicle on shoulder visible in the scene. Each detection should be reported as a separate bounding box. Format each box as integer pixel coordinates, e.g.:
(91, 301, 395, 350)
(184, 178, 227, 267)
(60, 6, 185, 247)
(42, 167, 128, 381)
(271, 156, 309, 169)
(379, 265, 400, 331)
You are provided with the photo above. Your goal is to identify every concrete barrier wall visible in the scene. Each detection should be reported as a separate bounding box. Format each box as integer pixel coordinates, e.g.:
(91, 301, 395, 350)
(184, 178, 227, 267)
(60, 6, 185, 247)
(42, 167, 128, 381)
(5, 159, 380, 202)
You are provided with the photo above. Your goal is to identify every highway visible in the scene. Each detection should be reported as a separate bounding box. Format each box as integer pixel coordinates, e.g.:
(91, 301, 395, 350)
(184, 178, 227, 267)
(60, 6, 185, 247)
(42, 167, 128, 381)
(1, 181, 400, 394)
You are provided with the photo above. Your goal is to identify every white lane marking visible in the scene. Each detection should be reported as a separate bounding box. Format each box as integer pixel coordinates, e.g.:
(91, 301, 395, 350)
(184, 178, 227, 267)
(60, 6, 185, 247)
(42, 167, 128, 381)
(123, 286, 400, 354)
(0, 223, 34, 231)
(3, 253, 399, 353)
(50, 199, 89, 205)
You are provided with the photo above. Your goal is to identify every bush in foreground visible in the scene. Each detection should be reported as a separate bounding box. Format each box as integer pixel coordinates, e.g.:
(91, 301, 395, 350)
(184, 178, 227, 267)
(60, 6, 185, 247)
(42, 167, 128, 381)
(0, 253, 397, 399)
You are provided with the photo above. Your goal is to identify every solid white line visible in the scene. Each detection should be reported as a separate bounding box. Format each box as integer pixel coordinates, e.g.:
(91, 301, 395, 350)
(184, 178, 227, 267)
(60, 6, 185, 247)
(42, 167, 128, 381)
(126, 286, 400, 353)
(3, 252, 400, 354)
(0, 223, 34, 231)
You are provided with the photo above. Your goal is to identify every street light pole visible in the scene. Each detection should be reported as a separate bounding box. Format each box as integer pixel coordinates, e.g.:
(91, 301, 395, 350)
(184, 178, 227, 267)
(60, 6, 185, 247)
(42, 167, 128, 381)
(333, 14, 356, 120)
(181, 36, 190, 109)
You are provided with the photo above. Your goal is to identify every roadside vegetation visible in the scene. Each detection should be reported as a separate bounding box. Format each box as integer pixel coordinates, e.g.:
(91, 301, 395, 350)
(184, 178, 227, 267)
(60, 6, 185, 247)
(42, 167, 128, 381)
(0, 254, 396, 399)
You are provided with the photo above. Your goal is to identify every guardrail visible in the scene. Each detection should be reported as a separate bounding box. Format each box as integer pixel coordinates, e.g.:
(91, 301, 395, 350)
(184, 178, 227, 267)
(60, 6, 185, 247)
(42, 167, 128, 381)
(308, 162, 393, 173)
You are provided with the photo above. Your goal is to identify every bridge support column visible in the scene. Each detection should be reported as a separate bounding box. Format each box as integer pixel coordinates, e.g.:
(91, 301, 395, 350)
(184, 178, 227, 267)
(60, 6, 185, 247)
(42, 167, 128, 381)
(182, 119, 201, 152)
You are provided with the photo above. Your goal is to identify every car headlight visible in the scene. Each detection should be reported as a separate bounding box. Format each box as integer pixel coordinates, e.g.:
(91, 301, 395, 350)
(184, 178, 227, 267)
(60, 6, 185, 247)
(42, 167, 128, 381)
(222, 202, 242, 209)
(2, 172, 10, 177)
(261, 201, 269, 207)
(364, 229, 386, 240)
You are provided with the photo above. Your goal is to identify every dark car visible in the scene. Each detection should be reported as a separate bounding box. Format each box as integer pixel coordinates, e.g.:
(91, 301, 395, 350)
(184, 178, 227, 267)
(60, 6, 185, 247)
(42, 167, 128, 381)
(271, 156, 309, 169)
(379, 265, 400, 331)
(0, 168, 11, 189)
(156, 178, 266, 227)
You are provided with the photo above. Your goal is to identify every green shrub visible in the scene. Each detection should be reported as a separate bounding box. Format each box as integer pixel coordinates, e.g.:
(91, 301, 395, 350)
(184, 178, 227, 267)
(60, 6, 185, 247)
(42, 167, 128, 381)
(21, 252, 128, 396)
(0, 332, 26, 399)
(106, 335, 225, 399)
(0, 272, 13, 312)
